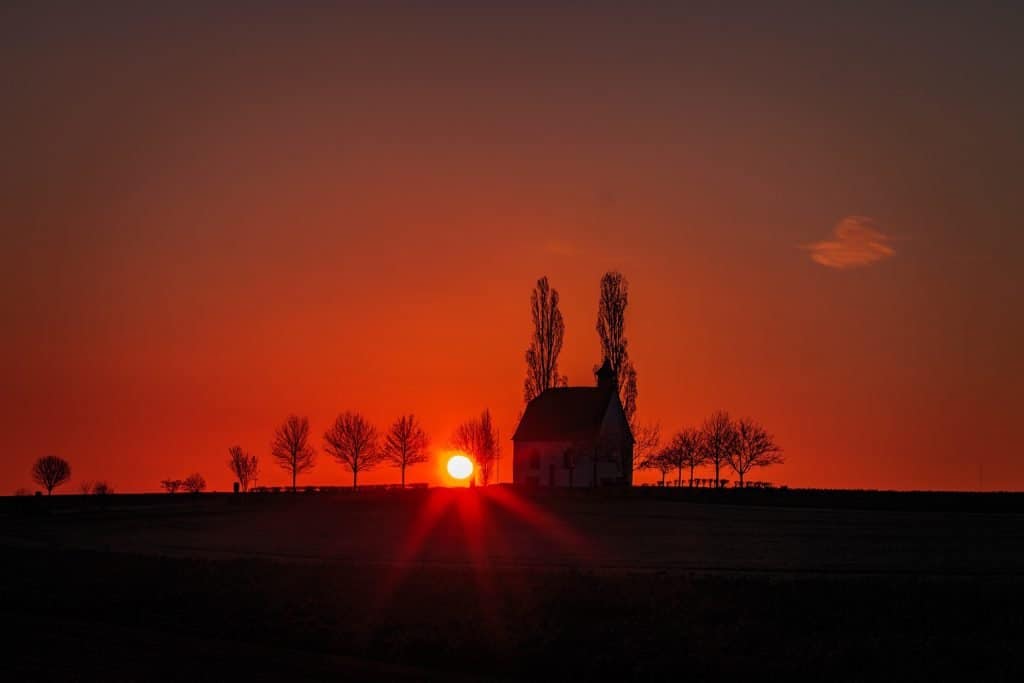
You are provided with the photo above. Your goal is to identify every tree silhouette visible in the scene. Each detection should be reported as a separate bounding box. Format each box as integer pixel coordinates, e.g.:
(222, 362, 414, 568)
(452, 409, 499, 485)
(271, 415, 316, 493)
(632, 422, 661, 474)
(183, 473, 206, 494)
(324, 411, 383, 489)
(663, 427, 707, 487)
(382, 414, 430, 488)
(728, 417, 783, 486)
(596, 271, 638, 425)
(227, 445, 259, 492)
(160, 479, 183, 494)
(91, 481, 113, 496)
(639, 447, 673, 485)
(524, 276, 567, 402)
(31, 455, 71, 495)
(700, 411, 739, 489)
(622, 364, 638, 428)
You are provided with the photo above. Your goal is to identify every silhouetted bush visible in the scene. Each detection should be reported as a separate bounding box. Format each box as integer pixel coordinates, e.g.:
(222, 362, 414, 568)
(183, 473, 206, 494)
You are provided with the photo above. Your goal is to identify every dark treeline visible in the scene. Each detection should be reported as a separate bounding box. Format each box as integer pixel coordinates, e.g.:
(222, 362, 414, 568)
(16, 409, 498, 495)
(638, 410, 784, 488)
(211, 410, 498, 493)
(18, 273, 784, 495)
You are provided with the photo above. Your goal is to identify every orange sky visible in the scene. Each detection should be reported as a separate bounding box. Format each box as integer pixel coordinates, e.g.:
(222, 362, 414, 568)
(2, 2, 1022, 492)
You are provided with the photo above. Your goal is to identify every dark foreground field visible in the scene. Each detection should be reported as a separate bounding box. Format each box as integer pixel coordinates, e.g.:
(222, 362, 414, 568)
(3, 487, 1024, 680)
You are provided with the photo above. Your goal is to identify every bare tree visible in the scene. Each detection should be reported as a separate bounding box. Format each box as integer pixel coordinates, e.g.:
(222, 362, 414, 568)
(160, 479, 183, 494)
(727, 418, 783, 487)
(596, 271, 638, 425)
(632, 421, 661, 475)
(524, 276, 567, 402)
(227, 445, 259, 492)
(271, 415, 316, 493)
(663, 428, 707, 487)
(452, 409, 499, 485)
(79, 481, 94, 495)
(382, 414, 430, 488)
(324, 411, 383, 489)
(183, 473, 206, 494)
(638, 447, 672, 486)
(188, 474, 205, 493)
(700, 411, 739, 489)
(31, 455, 71, 495)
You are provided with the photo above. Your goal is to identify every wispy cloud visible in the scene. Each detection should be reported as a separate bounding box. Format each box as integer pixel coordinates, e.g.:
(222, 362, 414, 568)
(804, 216, 896, 269)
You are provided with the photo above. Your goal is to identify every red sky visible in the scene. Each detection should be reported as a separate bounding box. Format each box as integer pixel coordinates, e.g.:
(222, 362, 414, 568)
(2, 2, 1022, 492)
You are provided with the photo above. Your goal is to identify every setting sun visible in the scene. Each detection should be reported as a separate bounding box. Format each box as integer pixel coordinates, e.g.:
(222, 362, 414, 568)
(446, 454, 474, 481)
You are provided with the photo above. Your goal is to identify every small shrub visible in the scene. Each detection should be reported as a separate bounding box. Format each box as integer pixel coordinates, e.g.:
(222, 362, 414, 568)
(183, 473, 206, 494)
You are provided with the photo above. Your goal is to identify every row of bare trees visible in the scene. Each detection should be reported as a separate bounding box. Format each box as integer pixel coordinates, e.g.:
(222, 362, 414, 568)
(639, 411, 783, 488)
(160, 473, 207, 494)
(154, 410, 493, 493)
(266, 412, 431, 491)
(264, 410, 504, 491)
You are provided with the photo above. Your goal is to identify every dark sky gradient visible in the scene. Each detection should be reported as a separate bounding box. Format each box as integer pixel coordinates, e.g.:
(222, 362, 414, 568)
(2, 1, 1022, 491)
